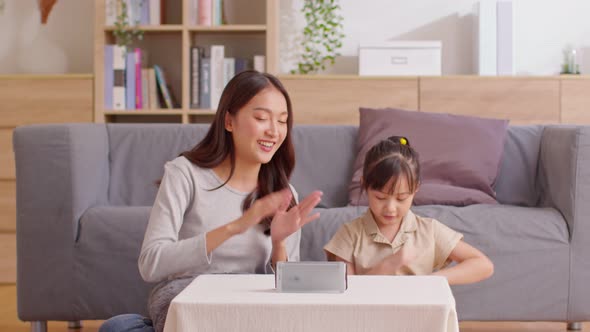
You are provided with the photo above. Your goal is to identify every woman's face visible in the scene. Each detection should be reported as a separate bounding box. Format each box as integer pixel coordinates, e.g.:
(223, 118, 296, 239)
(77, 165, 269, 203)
(225, 86, 289, 166)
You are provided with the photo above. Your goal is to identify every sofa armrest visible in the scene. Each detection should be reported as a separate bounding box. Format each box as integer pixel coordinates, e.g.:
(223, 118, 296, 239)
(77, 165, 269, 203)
(13, 124, 109, 320)
(539, 125, 590, 321)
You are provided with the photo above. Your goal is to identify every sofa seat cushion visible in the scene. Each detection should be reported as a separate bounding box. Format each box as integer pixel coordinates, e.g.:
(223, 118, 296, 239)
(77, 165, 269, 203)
(301, 204, 569, 320)
(75, 206, 153, 318)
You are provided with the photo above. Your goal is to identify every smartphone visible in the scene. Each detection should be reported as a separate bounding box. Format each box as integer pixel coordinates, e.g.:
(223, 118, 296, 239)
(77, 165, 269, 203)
(275, 261, 347, 293)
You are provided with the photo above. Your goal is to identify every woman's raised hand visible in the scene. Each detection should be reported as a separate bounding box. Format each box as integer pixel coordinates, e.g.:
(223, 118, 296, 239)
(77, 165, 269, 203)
(270, 190, 323, 244)
(232, 188, 293, 234)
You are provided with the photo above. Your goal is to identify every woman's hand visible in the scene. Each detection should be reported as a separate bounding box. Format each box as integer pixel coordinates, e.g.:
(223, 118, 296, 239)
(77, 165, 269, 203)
(270, 190, 323, 244)
(230, 188, 293, 235)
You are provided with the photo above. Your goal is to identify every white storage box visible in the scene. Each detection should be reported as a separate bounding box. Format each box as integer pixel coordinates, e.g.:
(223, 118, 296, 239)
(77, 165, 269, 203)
(358, 41, 442, 76)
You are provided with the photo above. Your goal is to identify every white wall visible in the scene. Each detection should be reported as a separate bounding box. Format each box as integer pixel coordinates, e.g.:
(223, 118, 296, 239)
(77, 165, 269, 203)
(0, 0, 93, 74)
(280, 0, 590, 75)
(2, 0, 589, 76)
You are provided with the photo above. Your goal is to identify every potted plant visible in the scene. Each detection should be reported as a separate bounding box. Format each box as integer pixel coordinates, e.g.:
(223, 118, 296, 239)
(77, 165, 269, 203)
(291, 0, 345, 74)
(112, 0, 144, 51)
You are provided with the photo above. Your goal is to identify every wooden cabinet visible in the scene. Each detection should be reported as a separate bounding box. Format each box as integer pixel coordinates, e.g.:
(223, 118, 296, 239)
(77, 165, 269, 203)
(279, 75, 590, 125)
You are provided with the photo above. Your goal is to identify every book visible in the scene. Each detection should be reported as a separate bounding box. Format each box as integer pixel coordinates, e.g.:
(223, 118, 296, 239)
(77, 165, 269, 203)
(496, 0, 514, 75)
(253, 55, 265, 72)
(210, 45, 225, 110)
(125, 49, 136, 109)
(149, 0, 161, 25)
(104, 45, 114, 109)
(141, 68, 149, 109)
(134, 48, 143, 109)
(154, 65, 174, 109)
(191, 0, 199, 25)
(140, 0, 150, 25)
(223, 57, 235, 88)
(113, 45, 126, 110)
(198, 0, 212, 26)
(190, 47, 202, 108)
(105, 0, 118, 26)
(199, 58, 211, 109)
(147, 68, 159, 109)
(234, 58, 250, 74)
(474, 0, 497, 75)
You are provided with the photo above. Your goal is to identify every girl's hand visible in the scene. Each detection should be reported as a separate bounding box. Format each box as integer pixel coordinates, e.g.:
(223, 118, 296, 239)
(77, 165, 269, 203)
(270, 191, 323, 244)
(384, 245, 416, 272)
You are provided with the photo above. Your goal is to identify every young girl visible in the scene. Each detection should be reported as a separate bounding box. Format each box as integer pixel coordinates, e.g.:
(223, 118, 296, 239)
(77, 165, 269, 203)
(324, 136, 493, 285)
(99, 71, 322, 332)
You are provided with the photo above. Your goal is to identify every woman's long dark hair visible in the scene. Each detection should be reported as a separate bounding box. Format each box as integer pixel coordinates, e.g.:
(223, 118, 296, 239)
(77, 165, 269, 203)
(181, 70, 296, 229)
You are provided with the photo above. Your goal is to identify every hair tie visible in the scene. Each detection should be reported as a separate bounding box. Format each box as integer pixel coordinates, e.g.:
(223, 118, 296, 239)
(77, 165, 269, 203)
(387, 135, 409, 146)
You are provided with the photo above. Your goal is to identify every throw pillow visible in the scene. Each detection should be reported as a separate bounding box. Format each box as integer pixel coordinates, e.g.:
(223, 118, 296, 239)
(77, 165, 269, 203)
(349, 107, 509, 206)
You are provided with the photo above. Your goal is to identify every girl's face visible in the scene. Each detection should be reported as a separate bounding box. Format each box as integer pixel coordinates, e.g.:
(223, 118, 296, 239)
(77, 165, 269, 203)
(225, 87, 289, 166)
(366, 174, 416, 227)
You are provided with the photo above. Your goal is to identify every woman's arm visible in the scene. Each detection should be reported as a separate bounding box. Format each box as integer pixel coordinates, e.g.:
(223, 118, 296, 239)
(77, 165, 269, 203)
(431, 240, 494, 285)
(269, 190, 322, 268)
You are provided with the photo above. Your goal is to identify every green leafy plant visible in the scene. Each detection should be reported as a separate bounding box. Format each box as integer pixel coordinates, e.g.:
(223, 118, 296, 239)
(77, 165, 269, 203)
(291, 0, 345, 74)
(113, 0, 144, 50)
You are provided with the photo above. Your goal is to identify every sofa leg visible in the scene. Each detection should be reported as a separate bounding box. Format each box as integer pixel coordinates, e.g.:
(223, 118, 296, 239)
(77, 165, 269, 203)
(68, 320, 82, 329)
(30, 321, 47, 332)
(568, 322, 583, 330)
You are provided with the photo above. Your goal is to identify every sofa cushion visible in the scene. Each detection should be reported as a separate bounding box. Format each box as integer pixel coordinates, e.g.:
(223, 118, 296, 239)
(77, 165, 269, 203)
(302, 205, 568, 261)
(291, 125, 358, 208)
(107, 124, 209, 206)
(349, 108, 509, 206)
(75, 206, 153, 317)
(494, 125, 544, 207)
(301, 204, 569, 319)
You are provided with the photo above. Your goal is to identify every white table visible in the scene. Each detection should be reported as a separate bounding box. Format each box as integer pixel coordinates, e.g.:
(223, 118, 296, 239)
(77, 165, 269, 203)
(163, 274, 459, 332)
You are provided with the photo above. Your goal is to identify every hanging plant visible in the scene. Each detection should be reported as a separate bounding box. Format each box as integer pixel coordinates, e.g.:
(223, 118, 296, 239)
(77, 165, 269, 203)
(113, 0, 144, 50)
(291, 0, 345, 74)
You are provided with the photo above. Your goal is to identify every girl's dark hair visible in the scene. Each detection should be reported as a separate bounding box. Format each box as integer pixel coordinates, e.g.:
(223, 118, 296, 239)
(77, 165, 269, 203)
(362, 136, 421, 195)
(181, 70, 296, 230)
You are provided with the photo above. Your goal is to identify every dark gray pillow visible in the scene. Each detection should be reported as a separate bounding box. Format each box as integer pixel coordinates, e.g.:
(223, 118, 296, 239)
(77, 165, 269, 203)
(349, 107, 509, 206)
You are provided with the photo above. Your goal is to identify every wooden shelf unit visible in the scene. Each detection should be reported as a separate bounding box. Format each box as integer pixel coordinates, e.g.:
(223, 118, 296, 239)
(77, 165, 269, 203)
(94, 0, 278, 124)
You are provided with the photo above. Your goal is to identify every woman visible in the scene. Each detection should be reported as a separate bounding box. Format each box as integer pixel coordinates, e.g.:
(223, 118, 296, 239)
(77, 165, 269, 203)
(100, 70, 322, 332)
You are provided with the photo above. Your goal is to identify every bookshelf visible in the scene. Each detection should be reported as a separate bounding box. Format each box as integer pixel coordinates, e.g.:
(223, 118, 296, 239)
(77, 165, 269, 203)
(94, 0, 279, 124)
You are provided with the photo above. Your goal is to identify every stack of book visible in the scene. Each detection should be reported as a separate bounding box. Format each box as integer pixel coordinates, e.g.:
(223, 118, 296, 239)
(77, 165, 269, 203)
(190, 0, 224, 26)
(105, 0, 163, 26)
(190, 45, 266, 110)
(103, 45, 175, 110)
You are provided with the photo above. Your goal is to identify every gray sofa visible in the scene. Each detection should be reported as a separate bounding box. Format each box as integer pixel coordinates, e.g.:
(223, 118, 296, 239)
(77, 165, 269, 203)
(13, 123, 590, 328)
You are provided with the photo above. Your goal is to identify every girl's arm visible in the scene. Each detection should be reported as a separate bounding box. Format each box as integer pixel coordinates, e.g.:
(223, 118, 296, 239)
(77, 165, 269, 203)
(431, 240, 494, 285)
(326, 251, 356, 275)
